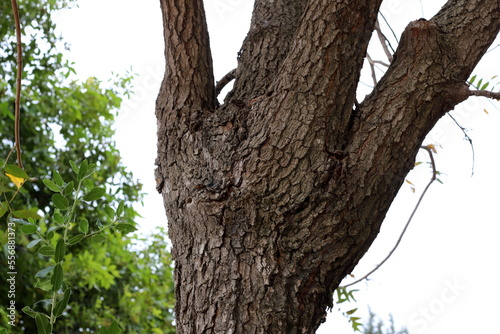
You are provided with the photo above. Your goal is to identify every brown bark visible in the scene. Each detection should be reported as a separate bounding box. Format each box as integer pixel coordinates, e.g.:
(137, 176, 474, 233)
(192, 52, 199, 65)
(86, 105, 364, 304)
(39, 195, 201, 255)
(155, 0, 500, 333)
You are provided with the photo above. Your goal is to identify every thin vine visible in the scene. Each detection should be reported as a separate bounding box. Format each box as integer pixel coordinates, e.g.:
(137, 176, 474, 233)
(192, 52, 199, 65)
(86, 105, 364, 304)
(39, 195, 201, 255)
(342, 145, 438, 288)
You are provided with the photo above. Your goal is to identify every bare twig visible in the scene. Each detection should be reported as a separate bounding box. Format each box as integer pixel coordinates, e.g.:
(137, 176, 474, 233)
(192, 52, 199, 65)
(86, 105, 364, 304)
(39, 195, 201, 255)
(366, 53, 390, 87)
(468, 89, 500, 100)
(366, 53, 378, 86)
(11, 0, 23, 169)
(215, 68, 236, 97)
(448, 113, 475, 176)
(486, 43, 499, 53)
(379, 12, 399, 45)
(341, 145, 437, 288)
(374, 20, 393, 62)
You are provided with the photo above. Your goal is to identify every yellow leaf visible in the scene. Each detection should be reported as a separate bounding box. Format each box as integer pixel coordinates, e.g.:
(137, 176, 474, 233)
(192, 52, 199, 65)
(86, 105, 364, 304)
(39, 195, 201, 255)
(426, 144, 437, 153)
(484, 109, 489, 114)
(5, 173, 26, 189)
(406, 179, 416, 193)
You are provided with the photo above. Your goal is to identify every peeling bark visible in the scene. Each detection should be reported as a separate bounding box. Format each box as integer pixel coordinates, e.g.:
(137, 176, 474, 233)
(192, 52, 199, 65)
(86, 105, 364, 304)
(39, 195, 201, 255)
(155, 0, 500, 333)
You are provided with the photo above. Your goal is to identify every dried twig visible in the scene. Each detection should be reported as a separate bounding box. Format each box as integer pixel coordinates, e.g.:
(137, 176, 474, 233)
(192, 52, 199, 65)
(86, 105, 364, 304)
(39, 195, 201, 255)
(448, 113, 475, 176)
(374, 20, 393, 62)
(366, 53, 378, 86)
(215, 68, 236, 97)
(379, 12, 399, 45)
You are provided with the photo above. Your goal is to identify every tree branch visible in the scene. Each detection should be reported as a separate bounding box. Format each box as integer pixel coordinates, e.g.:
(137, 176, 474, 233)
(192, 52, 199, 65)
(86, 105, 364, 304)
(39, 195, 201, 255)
(215, 69, 236, 97)
(11, 0, 23, 169)
(374, 20, 393, 63)
(433, 0, 500, 73)
(228, 0, 308, 102)
(269, 0, 383, 153)
(157, 0, 215, 110)
(467, 89, 500, 100)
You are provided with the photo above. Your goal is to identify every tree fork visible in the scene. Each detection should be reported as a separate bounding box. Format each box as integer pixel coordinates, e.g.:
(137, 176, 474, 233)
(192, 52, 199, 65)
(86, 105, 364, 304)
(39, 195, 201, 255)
(156, 0, 500, 333)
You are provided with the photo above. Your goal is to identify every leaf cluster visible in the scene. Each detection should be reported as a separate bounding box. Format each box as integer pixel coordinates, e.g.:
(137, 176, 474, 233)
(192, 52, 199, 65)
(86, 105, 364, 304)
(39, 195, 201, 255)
(0, 2, 175, 333)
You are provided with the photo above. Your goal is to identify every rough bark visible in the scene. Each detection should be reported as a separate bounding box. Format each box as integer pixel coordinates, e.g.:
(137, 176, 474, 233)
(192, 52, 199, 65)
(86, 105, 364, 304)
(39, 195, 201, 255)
(155, 0, 500, 333)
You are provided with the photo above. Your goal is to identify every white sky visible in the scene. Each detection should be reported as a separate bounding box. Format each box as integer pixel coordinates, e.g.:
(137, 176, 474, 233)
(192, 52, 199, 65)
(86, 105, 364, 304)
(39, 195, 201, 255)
(54, 1, 500, 333)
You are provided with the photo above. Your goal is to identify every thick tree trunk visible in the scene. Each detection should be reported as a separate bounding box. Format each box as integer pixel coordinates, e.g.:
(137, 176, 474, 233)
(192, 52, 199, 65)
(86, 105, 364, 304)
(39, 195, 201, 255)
(155, 0, 500, 333)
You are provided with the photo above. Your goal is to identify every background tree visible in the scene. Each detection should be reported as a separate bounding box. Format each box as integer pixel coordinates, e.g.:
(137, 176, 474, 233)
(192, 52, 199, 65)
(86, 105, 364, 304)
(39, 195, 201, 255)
(362, 309, 408, 334)
(155, 0, 500, 333)
(0, 1, 175, 332)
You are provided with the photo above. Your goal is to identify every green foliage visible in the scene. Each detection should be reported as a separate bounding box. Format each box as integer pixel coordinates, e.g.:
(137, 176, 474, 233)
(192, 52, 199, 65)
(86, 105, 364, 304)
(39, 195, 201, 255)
(0, 1, 176, 333)
(334, 287, 363, 332)
(363, 309, 408, 334)
(468, 74, 499, 92)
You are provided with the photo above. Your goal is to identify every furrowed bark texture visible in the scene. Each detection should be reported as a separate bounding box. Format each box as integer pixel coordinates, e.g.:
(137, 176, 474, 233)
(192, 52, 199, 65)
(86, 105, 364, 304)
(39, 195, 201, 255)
(155, 0, 500, 333)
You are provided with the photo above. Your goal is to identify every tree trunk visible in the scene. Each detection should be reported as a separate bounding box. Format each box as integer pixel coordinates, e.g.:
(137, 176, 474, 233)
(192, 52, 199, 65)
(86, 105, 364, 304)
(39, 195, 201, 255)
(155, 0, 500, 333)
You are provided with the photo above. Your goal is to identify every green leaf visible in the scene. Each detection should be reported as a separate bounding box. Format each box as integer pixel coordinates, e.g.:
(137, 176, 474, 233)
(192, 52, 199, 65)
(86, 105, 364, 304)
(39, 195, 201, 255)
(104, 205, 115, 220)
(54, 239, 66, 263)
(68, 234, 85, 245)
(36, 277, 53, 291)
(79, 219, 89, 234)
(43, 179, 60, 192)
(51, 263, 64, 291)
(99, 327, 108, 334)
(13, 209, 42, 219)
(11, 217, 28, 225)
(69, 160, 79, 175)
(38, 246, 55, 257)
(77, 159, 88, 181)
(53, 170, 64, 186)
(108, 321, 121, 334)
(54, 288, 71, 318)
(116, 200, 125, 217)
(53, 211, 65, 224)
(47, 225, 61, 234)
(91, 234, 107, 244)
(0, 328, 8, 334)
(97, 220, 104, 229)
(0, 183, 11, 192)
(4, 164, 30, 179)
(21, 224, 38, 234)
(469, 74, 476, 84)
(35, 312, 52, 334)
(52, 194, 69, 210)
(35, 265, 55, 278)
(477, 78, 483, 89)
(64, 181, 75, 196)
(83, 187, 106, 201)
(346, 308, 358, 315)
(27, 238, 43, 248)
(22, 306, 37, 318)
(115, 223, 138, 234)
(480, 82, 489, 90)
(0, 202, 9, 218)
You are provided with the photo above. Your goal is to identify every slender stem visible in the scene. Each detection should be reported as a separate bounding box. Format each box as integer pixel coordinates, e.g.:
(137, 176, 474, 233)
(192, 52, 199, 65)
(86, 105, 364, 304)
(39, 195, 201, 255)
(11, 0, 23, 169)
(374, 20, 394, 62)
(50, 289, 57, 325)
(342, 146, 437, 288)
